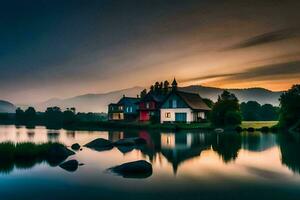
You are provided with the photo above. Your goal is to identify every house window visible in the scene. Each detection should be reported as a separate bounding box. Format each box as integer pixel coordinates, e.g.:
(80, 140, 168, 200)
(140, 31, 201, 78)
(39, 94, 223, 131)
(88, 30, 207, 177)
(165, 112, 171, 118)
(172, 100, 177, 108)
(118, 106, 123, 110)
(130, 107, 133, 112)
(197, 112, 205, 119)
(146, 102, 150, 109)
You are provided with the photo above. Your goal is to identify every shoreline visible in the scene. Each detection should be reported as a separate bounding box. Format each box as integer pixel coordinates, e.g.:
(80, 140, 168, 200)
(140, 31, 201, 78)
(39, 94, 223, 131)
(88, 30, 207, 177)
(0, 120, 282, 133)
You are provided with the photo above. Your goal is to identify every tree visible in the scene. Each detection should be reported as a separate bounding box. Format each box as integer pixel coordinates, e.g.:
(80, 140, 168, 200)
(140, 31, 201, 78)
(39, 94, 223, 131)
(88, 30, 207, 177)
(260, 104, 278, 121)
(210, 90, 241, 126)
(140, 89, 147, 98)
(240, 101, 278, 121)
(45, 106, 63, 126)
(240, 101, 261, 121)
(24, 107, 36, 122)
(15, 108, 25, 122)
(163, 80, 170, 94)
(63, 108, 76, 125)
(279, 84, 300, 128)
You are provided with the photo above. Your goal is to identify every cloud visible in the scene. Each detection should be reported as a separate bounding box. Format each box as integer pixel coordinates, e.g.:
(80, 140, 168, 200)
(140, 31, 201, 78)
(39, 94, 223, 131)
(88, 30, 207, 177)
(224, 27, 300, 50)
(181, 60, 300, 83)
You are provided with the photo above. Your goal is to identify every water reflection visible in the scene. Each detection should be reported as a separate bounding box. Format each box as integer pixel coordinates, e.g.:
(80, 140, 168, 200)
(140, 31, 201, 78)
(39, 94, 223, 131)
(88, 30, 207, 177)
(1, 125, 300, 176)
(277, 134, 300, 174)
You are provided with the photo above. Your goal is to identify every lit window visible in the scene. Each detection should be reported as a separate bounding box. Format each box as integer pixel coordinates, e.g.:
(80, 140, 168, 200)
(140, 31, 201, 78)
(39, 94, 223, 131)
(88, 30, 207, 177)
(146, 103, 150, 109)
(165, 112, 171, 118)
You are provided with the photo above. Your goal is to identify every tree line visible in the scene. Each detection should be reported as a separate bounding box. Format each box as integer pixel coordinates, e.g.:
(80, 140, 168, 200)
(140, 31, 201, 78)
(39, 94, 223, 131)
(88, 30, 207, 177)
(209, 84, 300, 129)
(14, 106, 106, 127)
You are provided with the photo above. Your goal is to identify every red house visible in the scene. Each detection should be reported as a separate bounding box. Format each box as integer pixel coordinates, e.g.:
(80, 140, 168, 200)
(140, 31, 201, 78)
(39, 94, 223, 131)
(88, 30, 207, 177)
(138, 78, 178, 122)
(138, 92, 166, 122)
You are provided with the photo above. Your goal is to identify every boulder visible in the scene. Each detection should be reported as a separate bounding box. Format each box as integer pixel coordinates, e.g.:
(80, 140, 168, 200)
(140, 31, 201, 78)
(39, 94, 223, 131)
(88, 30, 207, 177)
(113, 137, 147, 146)
(109, 160, 152, 178)
(71, 143, 81, 151)
(117, 146, 134, 154)
(45, 143, 75, 166)
(84, 138, 113, 151)
(59, 159, 79, 172)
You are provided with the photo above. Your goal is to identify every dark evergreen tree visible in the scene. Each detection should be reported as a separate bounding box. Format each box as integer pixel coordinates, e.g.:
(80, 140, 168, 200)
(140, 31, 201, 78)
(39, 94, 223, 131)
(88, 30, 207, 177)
(210, 90, 241, 126)
(140, 89, 147, 98)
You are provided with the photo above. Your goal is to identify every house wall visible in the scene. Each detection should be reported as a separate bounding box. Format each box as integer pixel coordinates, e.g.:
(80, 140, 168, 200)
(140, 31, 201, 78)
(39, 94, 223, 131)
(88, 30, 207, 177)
(109, 113, 124, 120)
(160, 108, 194, 123)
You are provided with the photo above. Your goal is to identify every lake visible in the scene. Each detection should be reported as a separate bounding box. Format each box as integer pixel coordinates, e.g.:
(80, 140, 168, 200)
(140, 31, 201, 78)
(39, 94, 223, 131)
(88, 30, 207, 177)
(0, 125, 300, 200)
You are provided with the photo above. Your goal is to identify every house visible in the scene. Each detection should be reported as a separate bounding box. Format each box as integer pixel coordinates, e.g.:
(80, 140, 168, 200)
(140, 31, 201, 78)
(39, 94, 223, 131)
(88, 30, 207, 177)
(160, 83, 211, 123)
(108, 96, 140, 121)
(138, 92, 166, 122)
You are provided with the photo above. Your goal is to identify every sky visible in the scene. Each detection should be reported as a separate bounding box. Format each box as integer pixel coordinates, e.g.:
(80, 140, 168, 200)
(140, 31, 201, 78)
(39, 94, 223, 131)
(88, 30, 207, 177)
(1, 0, 300, 104)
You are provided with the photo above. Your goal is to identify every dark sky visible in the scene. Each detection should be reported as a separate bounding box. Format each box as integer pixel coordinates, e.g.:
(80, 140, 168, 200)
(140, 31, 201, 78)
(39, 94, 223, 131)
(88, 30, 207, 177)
(1, 0, 300, 103)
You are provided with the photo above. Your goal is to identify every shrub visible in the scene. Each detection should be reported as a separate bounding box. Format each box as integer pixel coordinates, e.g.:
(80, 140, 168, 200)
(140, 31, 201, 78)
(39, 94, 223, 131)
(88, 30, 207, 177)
(247, 127, 255, 132)
(225, 111, 242, 126)
(261, 126, 270, 133)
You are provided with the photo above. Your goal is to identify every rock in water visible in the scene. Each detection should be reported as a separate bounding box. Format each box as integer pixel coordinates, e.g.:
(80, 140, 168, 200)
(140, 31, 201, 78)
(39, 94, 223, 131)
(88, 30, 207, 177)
(109, 160, 152, 179)
(71, 143, 81, 151)
(113, 137, 147, 146)
(45, 143, 75, 166)
(59, 160, 79, 172)
(84, 138, 113, 151)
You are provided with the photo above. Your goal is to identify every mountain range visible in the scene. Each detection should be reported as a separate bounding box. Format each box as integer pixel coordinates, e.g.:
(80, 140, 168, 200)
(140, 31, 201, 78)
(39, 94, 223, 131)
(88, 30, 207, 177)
(1, 85, 283, 113)
(0, 100, 16, 113)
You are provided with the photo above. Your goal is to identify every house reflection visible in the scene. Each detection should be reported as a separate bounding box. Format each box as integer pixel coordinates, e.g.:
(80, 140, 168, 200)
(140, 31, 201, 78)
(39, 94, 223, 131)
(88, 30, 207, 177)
(107, 130, 288, 175)
(108, 131, 124, 142)
(47, 131, 60, 142)
(27, 131, 35, 140)
(66, 131, 76, 139)
(160, 132, 211, 173)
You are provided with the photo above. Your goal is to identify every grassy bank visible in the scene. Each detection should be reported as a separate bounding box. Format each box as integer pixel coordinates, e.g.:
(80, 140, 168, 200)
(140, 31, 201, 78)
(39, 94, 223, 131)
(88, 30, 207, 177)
(241, 121, 278, 129)
(0, 142, 74, 174)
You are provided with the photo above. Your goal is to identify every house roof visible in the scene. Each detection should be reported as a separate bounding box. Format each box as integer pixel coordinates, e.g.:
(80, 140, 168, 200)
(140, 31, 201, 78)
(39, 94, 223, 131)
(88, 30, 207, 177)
(140, 91, 167, 103)
(164, 90, 211, 111)
(117, 96, 140, 105)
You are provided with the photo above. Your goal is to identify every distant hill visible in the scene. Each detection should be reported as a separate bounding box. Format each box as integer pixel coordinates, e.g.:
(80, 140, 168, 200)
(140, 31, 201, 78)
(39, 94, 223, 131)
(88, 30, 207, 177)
(35, 87, 143, 112)
(180, 85, 283, 106)
(0, 100, 16, 113)
(35, 85, 283, 113)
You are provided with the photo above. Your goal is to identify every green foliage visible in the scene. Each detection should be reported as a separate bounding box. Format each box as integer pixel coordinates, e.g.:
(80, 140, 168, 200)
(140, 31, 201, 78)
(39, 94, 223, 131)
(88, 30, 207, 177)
(279, 84, 300, 128)
(0, 142, 67, 174)
(240, 101, 278, 121)
(210, 90, 241, 126)
(147, 79, 173, 95)
(225, 111, 242, 125)
(24, 107, 37, 122)
(140, 89, 147, 98)
(63, 108, 76, 125)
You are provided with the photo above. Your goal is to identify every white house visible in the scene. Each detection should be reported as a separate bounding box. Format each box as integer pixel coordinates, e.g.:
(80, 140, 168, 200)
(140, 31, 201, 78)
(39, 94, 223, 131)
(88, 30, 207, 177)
(160, 89, 211, 123)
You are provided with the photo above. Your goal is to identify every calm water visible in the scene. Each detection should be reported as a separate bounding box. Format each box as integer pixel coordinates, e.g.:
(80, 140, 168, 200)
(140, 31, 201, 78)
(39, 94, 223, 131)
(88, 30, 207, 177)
(1, 125, 300, 200)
